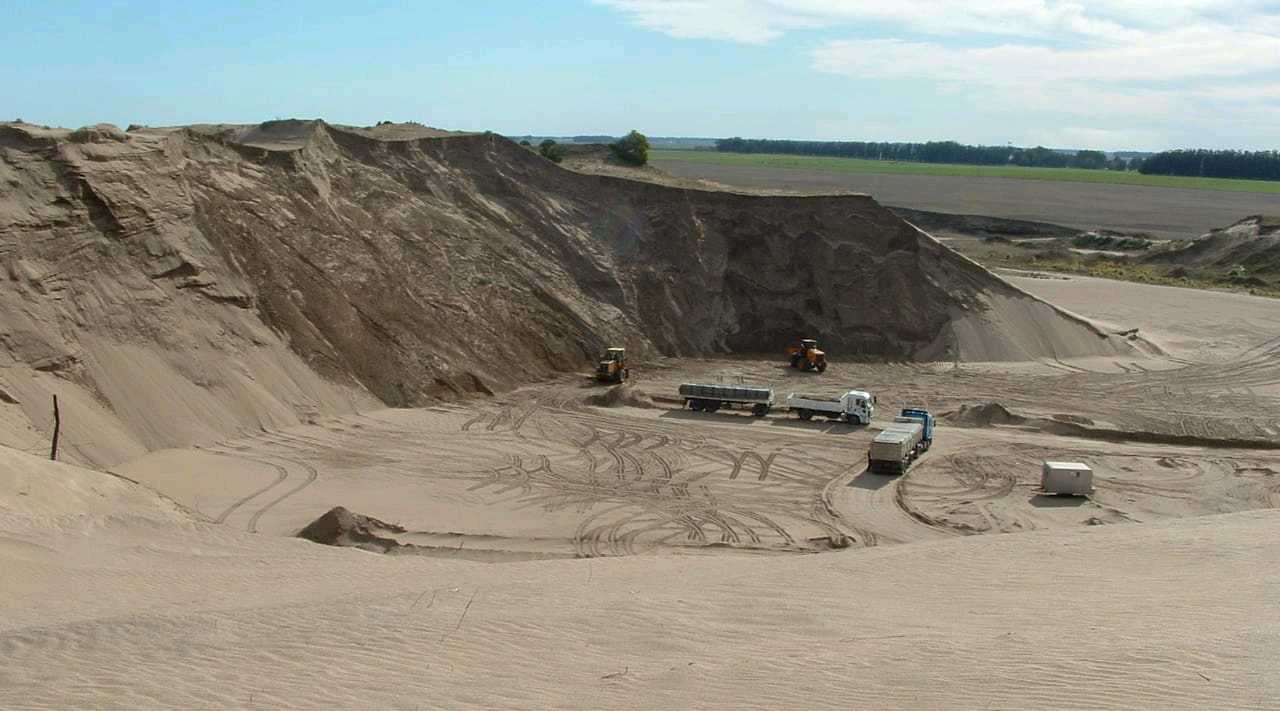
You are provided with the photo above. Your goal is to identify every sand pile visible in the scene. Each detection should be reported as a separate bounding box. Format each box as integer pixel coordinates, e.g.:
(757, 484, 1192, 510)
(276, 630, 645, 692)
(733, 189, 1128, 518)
(1146, 215, 1280, 287)
(0, 118, 1137, 465)
(584, 383, 655, 408)
(296, 505, 406, 553)
(939, 402, 1026, 426)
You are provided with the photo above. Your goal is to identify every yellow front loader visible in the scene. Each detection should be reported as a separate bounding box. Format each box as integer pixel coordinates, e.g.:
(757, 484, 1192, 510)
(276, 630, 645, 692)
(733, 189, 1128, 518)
(595, 347, 629, 383)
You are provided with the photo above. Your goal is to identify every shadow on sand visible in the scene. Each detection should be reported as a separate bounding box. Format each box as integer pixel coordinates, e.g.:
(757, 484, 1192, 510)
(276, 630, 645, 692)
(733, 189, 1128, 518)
(657, 407, 866, 435)
(848, 469, 895, 490)
(1029, 493, 1089, 508)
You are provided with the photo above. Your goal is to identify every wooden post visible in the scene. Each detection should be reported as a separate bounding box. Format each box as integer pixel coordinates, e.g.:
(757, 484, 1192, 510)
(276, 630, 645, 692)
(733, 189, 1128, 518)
(50, 395, 60, 461)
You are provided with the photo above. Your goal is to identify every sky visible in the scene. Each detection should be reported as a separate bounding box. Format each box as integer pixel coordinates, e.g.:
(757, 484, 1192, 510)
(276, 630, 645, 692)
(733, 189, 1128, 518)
(1, 1, 1278, 151)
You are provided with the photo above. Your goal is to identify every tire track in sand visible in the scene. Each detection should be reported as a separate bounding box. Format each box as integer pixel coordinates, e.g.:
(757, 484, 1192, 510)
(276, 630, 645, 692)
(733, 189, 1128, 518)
(242, 453, 320, 534)
(197, 449, 290, 525)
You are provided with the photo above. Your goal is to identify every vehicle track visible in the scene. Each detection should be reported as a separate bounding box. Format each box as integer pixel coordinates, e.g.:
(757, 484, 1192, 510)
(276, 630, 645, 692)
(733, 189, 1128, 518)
(242, 453, 320, 534)
(195, 448, 290, 525)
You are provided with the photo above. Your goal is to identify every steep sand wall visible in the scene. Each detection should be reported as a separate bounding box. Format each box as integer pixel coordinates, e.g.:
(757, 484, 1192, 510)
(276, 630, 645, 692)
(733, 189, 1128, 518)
(0, 120, 1134, 464)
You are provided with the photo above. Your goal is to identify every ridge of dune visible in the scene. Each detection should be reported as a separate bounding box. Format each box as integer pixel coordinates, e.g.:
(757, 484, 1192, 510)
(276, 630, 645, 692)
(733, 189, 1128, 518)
(0, 118, 1137, 467)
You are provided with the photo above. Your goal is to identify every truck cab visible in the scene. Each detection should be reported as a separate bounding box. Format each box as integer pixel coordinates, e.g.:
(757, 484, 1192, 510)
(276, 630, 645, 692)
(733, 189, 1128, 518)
(844, 390, 875, 424)
(897, 408, 934, 449)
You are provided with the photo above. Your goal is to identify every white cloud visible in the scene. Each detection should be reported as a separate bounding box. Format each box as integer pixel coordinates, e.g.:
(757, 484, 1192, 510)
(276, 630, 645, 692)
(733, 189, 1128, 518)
(811, 28, 1280, 84)
(599, 0, 1280, 147)
(1032, 125, 1166, 151)
(596, 0, 1263, 43)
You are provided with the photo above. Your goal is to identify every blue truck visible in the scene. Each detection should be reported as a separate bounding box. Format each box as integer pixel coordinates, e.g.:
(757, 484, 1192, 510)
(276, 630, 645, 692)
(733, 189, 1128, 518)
(867, 408, 935, 474)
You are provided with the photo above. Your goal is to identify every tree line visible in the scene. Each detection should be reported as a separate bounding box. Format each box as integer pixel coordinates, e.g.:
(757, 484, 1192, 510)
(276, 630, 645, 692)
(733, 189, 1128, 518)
(715, 137, 1132, 170)
(1138, 149, 1280, 181)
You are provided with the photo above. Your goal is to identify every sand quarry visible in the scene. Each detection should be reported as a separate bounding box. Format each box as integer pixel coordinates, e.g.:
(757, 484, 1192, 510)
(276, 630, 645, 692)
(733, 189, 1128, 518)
(1, 121, 1278, 709)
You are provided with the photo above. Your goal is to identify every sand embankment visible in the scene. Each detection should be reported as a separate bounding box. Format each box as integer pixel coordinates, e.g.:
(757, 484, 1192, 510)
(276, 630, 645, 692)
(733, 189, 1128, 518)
(0, 119, 1135, 467)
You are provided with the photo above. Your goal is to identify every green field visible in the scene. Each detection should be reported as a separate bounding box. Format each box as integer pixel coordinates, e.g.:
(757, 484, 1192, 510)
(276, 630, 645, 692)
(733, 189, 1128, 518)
(650, 150, 1280, 194)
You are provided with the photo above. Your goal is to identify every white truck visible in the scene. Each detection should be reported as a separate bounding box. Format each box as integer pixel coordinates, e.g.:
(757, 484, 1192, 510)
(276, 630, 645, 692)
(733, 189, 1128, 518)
(785, 390, 875, 424)
(867, 409, 935, 474)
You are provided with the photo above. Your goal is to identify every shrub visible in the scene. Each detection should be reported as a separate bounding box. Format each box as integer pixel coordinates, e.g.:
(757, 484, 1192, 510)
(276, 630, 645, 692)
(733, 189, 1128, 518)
(539, 139, 566, 163)
(609, 130, 649, 166)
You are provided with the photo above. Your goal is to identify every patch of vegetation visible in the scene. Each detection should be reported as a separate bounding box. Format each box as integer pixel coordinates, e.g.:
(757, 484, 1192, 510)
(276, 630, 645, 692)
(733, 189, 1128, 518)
(609, 130, 650, 166)
(1141, 148, 1280, 182)
(649, 150, 1280, 194)
(998, 254, 1280, 298)
(716, 137, 1131, 171)
(1071, 233, 1153, 251)
(539, 139, 566, 163)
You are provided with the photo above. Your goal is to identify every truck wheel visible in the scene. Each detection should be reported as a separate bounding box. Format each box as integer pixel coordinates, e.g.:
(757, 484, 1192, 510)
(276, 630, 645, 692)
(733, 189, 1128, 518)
(817, 361, 827, 373)
(689, 399, 702, 411)
(706, 401, 721, 413)
(798, 410, 812, 421)
(752, 404, 768, 417)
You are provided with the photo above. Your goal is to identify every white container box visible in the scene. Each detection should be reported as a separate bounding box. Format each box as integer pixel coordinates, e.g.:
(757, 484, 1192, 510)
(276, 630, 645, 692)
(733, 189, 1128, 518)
(1041, 461, 1093, 495)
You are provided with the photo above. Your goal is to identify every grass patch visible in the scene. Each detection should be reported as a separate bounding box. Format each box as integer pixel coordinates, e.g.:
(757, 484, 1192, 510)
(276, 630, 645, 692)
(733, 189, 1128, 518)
(1071, 233, 1153, 251)
(997, 256, 1280, 298)
(650, 150, 1280, 194)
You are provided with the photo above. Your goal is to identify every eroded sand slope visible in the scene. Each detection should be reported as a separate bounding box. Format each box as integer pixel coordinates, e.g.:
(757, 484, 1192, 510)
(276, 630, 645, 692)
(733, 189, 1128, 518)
(0, 120, 1132, 466)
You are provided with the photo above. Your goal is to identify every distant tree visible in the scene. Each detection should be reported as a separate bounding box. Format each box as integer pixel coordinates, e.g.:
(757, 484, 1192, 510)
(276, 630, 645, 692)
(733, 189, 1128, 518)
(519, 139, 531, 146)
(1140, 148, 1280, 181)
(1070, 149, 1108, 170)
(539, 139, 566, 163)
(714, 136, 1109, 169)
(609, 130, 650, 166)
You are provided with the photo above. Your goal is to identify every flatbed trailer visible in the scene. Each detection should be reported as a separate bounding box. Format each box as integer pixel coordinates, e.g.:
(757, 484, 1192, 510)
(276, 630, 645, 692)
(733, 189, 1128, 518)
(678, 383, 774, 417)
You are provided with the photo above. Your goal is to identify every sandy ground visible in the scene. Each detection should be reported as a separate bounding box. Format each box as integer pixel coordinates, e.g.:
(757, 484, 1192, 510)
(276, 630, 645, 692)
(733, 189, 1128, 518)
(653, 159, 1280, 240)
(1009, 272, 1280, 363)
(4, 256, 1280, 708)
(2, 450, 1277, 710)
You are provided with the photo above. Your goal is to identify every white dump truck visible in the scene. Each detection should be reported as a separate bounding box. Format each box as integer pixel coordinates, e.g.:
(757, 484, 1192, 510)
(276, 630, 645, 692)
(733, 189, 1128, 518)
(1041, 461, 1093, 495)
(678, 383, 774, 417)
(867, 409, 935, 474)
(785, 390, 875, 424)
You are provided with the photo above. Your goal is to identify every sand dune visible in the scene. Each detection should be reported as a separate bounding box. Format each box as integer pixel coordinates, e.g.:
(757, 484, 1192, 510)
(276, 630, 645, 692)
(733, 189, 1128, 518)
(2, 448, 1277, 709)
(3, 119, 1279, 708)
(0, 119, 1136, 469)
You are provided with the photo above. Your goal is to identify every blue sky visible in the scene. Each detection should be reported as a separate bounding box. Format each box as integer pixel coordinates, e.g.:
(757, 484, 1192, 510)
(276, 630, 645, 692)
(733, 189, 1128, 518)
(2, 1, 1278, 151)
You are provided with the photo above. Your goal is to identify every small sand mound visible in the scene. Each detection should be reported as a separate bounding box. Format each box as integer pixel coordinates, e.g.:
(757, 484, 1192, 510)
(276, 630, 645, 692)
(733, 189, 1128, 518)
(585, 384, 654, 409)
(68, 124, 128, 143)
(296, 506, 407, 553)
(940, 402, 1026, 426)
